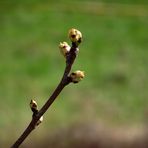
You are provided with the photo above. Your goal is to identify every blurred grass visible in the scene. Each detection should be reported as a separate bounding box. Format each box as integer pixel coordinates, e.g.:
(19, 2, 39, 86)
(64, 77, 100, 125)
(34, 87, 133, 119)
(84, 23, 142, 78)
(0, 0, 148, 146)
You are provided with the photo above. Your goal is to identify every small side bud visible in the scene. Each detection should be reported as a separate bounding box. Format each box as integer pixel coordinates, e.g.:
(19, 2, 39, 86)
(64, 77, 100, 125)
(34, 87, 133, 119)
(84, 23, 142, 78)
(30, 99, 43, 127)
(59, 42, 71, 57)
(30, 99, 38, 114)
(68, 28, 82, 46)
(36, 116, 43, 126)
(70, 70, 85, 83)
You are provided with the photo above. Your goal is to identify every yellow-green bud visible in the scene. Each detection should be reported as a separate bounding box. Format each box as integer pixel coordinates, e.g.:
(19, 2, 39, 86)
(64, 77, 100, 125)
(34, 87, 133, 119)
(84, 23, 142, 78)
(70, 70, 85, 83)
(30, 99, 38, 112)
(59, 42, 71, 57)
(30, 99, 43, 126)
(68, 28, 82, 45)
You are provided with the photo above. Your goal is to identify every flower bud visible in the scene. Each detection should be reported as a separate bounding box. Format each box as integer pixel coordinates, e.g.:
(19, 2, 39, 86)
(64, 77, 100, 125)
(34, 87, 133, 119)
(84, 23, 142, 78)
(70, 70, 85, 83)
(59, 42, 71, 57)
(30, 99, 38, 113)
(36, 116, 43, 126)
(68, 28, 82, 45)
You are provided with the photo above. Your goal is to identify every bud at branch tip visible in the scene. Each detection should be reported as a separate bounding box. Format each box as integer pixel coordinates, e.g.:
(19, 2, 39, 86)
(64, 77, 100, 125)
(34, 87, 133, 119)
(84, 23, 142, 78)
(68, 28, 82, 46)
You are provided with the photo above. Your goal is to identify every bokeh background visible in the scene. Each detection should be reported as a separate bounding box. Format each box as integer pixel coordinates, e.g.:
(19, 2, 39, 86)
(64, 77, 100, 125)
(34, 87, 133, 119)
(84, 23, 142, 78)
(0, 0, 148, 147)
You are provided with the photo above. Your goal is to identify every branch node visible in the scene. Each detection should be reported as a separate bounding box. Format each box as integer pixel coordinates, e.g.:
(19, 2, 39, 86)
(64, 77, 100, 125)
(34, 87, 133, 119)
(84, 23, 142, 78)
(30, 99, 43, 127)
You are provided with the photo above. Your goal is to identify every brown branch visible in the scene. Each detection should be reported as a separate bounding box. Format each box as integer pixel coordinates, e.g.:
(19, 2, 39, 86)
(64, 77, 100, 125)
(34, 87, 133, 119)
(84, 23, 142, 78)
(11, 42, 79, 148)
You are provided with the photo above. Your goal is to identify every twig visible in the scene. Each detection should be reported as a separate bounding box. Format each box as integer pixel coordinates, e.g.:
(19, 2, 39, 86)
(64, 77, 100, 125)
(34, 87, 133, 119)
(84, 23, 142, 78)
(11, 29, 84, 148)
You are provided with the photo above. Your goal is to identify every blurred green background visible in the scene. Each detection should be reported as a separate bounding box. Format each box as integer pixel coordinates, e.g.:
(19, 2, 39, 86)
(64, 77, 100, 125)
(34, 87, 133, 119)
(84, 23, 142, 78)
(0, 0, 148, 147)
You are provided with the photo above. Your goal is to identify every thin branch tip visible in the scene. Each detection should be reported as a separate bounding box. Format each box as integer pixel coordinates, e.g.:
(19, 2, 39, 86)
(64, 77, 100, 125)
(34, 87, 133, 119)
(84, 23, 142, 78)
(11, 28, 83, 148)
